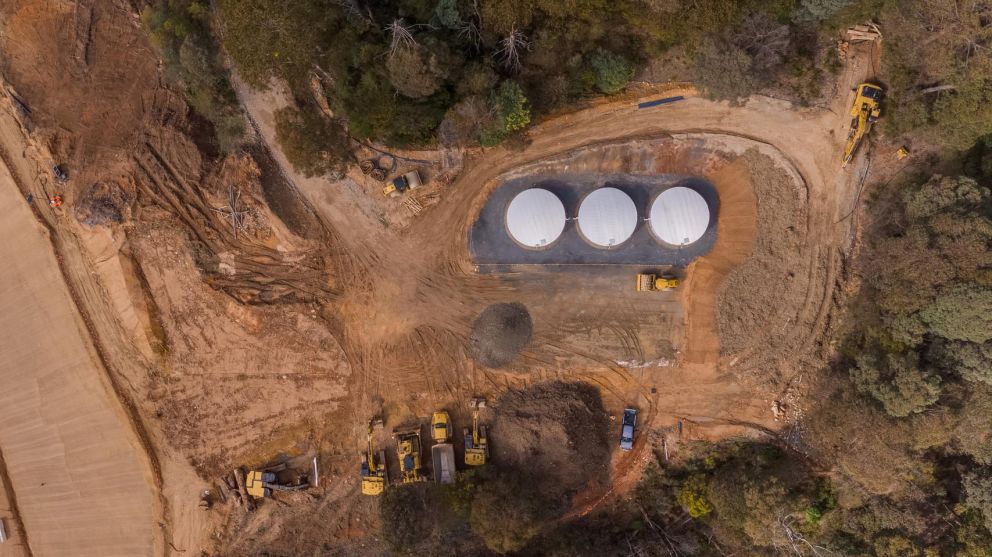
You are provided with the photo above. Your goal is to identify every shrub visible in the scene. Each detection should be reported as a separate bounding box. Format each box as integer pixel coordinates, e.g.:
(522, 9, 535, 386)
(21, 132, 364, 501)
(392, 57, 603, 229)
(492, 81, 531, 133)
(590, 50, 634, 94)
(274, 105, 349, 177)
(963, 471, 992, 533)
(692, 39, 757, 101)
(676, 474, 713, 518)
(141, 1, 245, 151)
(469, 473, 546, 553)
(379, 485, 433, 551)
(850, 351, 941, 417)
(920, 284, 992, 343)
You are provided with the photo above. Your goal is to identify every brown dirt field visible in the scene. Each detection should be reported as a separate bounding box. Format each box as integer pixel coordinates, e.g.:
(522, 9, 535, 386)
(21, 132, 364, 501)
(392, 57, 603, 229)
(0, 0, 880, 552)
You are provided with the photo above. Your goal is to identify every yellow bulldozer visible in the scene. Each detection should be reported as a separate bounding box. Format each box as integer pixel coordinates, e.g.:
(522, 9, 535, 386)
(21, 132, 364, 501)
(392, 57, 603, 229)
(361, 418, 387, 496)
(394, 425, 426, 483)
(636, 273, 680, 292)
(464, 398, 489, 466)
(843, 83, 884, 167)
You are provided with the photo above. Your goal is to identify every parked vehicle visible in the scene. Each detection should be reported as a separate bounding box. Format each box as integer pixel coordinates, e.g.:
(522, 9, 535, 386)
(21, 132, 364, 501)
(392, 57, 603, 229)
(619, 408, 637, 451)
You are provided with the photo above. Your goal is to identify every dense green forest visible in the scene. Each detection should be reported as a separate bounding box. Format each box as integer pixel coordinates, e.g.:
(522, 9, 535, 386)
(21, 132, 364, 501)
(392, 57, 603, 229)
(135, 0, 992, 554)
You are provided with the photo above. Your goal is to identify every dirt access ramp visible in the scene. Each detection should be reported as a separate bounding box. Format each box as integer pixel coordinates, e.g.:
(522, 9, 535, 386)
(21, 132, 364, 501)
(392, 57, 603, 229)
(0, 162, 158, 554)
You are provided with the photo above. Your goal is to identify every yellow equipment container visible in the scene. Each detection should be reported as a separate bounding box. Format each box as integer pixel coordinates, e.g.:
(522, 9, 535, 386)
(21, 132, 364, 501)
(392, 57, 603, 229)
(361, 418, 387, 496)
(843, 83, 884, 167)
(464, 398, 489, 466)
(394, 425, 425, 483)
(245, 470, 271, 499)
(636, 273, 680, 292)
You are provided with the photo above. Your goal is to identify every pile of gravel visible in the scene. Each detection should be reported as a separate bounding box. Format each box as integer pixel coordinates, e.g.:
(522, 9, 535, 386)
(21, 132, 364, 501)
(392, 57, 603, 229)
(469, 302, 533, 368)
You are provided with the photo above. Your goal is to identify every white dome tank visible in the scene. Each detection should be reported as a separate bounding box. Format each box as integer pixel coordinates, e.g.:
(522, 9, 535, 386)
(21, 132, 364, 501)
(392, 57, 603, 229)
(650, 187, 710, 245)
(505, 188, 567, 248)
(577, 187, 638, 248)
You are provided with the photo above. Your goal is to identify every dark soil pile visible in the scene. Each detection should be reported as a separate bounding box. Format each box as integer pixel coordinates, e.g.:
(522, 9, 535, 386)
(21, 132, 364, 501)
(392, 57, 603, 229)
(469, 302, 533, 368)
(74, 179, 135, 226)
(491, 381, 611, 495)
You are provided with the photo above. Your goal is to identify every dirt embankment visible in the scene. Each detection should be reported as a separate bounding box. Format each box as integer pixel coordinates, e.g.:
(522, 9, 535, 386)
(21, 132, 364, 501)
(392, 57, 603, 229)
(716, 149, 810, 357)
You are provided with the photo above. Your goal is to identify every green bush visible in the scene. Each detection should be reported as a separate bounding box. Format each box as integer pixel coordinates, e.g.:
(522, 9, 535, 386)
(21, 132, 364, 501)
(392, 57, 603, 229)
(920, 284, 992, 343)
(274, 105, 349, 177)
(492, 81, 531, 133)
(590, 50, 634, 94)
(378, 485, 433, 551)
(469, 473, 546, 554)
(676, 474, 713, 518)
(141, 0, 245, 151)
(850, 351, 941, 417)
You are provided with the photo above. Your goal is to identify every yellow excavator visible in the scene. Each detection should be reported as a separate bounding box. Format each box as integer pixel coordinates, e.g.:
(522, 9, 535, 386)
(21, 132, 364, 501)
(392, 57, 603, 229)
(394, 425, 426, 483)
(636, 273, 680, 292)
(464, 398, 489, 466)
(361, 418, 387, 496)
(843, 83, 884, 167)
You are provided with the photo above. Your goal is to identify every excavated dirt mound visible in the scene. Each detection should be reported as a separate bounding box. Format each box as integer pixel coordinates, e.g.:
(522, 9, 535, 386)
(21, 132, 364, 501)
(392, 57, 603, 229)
(469, 302, 533, 368)
(716, 149, 810, 356)
(491, 381, 611, 494)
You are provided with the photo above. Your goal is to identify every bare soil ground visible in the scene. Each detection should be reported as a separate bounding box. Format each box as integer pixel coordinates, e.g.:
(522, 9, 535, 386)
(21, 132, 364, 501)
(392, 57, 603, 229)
(0, 0, 879, 553)
(491, 381, 612, 496)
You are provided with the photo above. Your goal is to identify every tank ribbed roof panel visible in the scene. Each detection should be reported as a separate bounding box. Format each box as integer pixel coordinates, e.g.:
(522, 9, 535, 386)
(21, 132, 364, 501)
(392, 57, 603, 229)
(649, 187, 709, 245)
(577, 187, 638, 248)
(505, 188, 567, 248)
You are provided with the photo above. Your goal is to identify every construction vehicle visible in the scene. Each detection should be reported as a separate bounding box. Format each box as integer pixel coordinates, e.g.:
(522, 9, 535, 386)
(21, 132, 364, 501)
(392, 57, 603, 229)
(619, 408, 637, 451)
(244, 466, 309, 499)
(429, 410, 456, 484)
(382, 169, 423, 197)
(636, 273, 680, 292)
(361, 418, 387, 496)
(48, 195, 63, 208)
(431, 411, 452, 443)
(464, 398, 489, 466)
(51, 164, 68, 182)
(843, 83, 884, 167)
(896, 146, 910, 160)
(394, 425, 426, 483)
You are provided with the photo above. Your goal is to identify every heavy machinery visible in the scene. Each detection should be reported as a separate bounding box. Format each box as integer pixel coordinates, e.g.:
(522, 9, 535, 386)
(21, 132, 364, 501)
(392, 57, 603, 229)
(464, 398, 489, 466)
(244, 466, 309, 499)
(382, 169, 423, 197)
(361, 418, 387, 496)
(429, 410, 456, 484)
(636, 273, 680, 292)
(431, 411, 452, 443)
(394, 425, 426, 483)
(843, 83, 884, 167)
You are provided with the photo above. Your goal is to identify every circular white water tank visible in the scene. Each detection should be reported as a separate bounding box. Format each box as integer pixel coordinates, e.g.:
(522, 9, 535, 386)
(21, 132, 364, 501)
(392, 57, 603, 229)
(505, 188, 567, 248)
(577, 187, 638, 248)
(650, 187, 710, 245)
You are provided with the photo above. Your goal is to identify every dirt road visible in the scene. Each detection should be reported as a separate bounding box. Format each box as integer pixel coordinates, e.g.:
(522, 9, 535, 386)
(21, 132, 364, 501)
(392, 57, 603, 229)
(0, 155, 158, 555)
